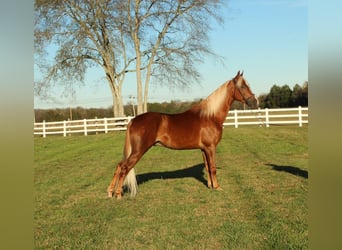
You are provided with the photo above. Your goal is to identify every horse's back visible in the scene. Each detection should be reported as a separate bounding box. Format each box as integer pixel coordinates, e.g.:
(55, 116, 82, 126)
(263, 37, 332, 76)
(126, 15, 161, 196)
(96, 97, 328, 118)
(129, 112, 163, 133)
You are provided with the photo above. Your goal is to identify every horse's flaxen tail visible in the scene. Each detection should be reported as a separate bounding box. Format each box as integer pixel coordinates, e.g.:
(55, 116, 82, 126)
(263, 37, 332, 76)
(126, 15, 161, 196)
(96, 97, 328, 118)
(124, 167, 137, 197)
(123, 121, 138, 197)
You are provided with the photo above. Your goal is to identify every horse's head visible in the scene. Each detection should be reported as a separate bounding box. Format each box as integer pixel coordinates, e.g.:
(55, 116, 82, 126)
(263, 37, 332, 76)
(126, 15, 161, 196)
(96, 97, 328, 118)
(232, 71, 258, 109)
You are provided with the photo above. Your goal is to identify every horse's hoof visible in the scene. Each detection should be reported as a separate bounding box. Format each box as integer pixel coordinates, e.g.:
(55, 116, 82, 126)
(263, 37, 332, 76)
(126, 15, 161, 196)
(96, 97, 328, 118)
(214, 186, 223, 191)
(115, 192, 122, 200)
(107, 189, 114, 197)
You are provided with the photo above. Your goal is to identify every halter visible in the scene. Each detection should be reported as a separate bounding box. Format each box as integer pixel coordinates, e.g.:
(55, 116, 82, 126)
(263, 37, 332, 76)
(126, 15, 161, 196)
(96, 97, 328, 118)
(233, 78, 255, 104)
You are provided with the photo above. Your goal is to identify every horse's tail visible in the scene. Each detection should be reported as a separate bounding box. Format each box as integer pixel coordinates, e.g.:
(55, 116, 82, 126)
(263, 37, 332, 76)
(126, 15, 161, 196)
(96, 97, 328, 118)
(123, 121, 138, 197)
(124, 168, 137, 197)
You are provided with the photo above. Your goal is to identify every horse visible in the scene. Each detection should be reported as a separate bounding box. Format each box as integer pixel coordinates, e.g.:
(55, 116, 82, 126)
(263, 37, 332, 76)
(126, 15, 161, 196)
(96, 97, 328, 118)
(107, 71, 258, 199)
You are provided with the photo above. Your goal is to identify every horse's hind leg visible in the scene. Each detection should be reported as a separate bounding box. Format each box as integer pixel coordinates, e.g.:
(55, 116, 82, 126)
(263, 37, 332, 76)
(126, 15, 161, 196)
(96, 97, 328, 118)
(114, 151, 143, 199)
(107, 162, 123, 197)
(108, 121, 134, 198)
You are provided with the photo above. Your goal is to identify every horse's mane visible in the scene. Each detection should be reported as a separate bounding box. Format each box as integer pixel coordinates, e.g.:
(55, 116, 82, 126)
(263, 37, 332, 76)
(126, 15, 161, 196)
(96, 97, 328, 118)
(194, 80, 233, 119)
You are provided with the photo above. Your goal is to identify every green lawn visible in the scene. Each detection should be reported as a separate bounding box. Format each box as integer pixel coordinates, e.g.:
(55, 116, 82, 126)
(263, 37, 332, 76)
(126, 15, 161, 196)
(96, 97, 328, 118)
(34, 126, 308, 249)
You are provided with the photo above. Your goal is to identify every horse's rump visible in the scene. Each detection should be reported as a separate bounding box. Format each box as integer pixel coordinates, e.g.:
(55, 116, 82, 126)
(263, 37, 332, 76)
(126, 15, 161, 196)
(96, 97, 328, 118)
(128, 112, 163, 151)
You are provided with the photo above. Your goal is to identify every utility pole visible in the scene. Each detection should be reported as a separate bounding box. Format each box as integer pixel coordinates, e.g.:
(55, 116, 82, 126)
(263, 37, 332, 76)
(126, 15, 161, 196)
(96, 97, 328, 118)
(69, 106, 73, 120)
(129, 95, 136, 116)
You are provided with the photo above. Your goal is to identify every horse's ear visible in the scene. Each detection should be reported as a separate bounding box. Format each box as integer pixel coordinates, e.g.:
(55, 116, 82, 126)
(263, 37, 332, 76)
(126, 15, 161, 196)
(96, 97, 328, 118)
(241, 70, 244, 76)
(234, 71, 242, 85)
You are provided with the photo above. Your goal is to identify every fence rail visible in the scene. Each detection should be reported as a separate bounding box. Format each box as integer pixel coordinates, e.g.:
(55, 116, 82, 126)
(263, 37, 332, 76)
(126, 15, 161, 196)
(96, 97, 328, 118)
(223, 106, 308, 128)
(34, 107, 308, 137)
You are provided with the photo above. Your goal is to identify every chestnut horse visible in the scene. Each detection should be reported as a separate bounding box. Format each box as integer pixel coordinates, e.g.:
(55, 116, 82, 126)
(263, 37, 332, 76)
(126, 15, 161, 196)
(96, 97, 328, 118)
(107, 71, 258, 199)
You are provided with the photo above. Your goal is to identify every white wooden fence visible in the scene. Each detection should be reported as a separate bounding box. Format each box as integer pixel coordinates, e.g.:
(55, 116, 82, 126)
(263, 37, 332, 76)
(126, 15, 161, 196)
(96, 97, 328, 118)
(223, 106, 308, 128)
(34, 107, 308, 137)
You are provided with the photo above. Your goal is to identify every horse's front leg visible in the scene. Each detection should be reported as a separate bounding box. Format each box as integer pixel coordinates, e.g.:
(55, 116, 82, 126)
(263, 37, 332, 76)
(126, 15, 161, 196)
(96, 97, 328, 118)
(203, 146, 223, 191)
(202, 151, 212, 188)
(107, 162, 122, 197)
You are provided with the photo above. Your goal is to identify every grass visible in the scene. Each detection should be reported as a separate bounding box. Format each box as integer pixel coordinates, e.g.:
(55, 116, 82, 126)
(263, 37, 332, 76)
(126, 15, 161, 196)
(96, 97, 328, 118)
(34, 126, 308, 249)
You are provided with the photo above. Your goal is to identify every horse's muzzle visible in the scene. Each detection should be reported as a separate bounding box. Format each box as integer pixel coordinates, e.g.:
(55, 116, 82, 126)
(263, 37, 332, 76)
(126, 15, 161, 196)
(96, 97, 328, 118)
(246, 96, 258, 109)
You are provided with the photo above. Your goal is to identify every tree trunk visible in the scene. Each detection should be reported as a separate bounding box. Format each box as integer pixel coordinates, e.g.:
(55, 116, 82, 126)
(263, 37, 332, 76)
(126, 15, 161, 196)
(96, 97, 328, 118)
(143, 64, 152, 113)
(135, 50, 143, 115)
(107, 76, 125, 117)
(112, 96, 124, 117)
(134, 35, 144, 115)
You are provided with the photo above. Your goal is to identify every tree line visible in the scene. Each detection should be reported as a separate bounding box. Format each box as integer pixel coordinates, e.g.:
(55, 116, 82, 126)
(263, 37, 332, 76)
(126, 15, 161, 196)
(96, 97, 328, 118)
(34, 101, 197, 122)
(34, 82, 308, 122)
(258, 81, 308, 108)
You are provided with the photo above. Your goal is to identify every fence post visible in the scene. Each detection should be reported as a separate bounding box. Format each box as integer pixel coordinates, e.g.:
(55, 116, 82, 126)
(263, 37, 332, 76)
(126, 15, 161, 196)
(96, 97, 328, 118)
(265, 108, 269, 127)
(63, 120, 66, 137)
(42, 120, 46, 138)
(234, 109, 238, 128)
(67, 118, 71, 136)
(104, 117, 108, 133)
(84, 119, 87, 136)
(95, 116, 98, 135)
(257, 107, 262, 127)
(298, 106, 302, 127)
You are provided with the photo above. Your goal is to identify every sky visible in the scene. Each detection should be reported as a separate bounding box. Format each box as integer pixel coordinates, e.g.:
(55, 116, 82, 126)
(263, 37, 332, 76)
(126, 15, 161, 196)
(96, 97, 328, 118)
(34, 0, 307, 109)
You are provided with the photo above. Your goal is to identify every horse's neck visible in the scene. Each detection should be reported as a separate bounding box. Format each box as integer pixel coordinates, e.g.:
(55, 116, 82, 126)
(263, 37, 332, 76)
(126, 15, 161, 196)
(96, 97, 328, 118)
(195, 81, 236, 124)
(216, 88, 235, 124)
(213, 82, 235, 123)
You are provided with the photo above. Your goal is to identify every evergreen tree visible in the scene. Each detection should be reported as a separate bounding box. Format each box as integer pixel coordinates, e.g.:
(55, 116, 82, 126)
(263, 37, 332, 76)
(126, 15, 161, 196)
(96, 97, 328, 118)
(280, 85, 293, 107)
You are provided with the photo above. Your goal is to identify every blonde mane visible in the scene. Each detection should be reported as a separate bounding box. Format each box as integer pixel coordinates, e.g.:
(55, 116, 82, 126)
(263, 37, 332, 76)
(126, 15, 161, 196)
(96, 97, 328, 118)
(198, 80, 232, 118)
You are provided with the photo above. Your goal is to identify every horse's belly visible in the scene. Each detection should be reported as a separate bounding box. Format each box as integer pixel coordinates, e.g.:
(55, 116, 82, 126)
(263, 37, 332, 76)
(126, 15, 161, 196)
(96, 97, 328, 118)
(155, 132, 200, 150)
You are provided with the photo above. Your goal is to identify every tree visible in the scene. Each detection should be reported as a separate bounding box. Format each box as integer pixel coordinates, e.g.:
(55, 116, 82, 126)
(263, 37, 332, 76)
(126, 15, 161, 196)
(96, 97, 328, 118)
(292, 84, 302, 106)
(301, 81, 308, 106)
(35, 0, 224, 116)
(123, 0, 224, 114)
(292, 81, 308, 107)
(264, 84, 292, 108)
(265, 85, 281, 108)
(35, 0, 133, 117)
(279, 84, 292, 107)
(261, 82, 308, 108)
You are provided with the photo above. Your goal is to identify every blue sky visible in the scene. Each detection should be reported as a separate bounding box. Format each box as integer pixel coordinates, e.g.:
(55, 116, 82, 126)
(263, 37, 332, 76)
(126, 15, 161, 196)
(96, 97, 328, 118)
(34, 0, 307, 109)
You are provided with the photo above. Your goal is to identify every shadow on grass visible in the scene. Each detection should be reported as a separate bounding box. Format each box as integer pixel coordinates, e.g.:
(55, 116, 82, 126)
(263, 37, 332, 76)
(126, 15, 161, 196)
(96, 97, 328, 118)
(265, 163, 308, 179)
(136, 163, 207, 187)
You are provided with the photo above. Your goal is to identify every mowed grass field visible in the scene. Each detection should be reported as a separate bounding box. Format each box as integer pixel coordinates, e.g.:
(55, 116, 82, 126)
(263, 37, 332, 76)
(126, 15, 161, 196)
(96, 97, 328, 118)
(34, 126, 308, 249)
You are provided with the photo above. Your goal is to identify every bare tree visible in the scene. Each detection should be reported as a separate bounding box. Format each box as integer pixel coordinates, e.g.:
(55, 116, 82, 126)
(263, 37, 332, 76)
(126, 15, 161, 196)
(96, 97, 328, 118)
(35, 0, 224, 116)
(35, 0, 132, 117)
(124, 0, 224, 113)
